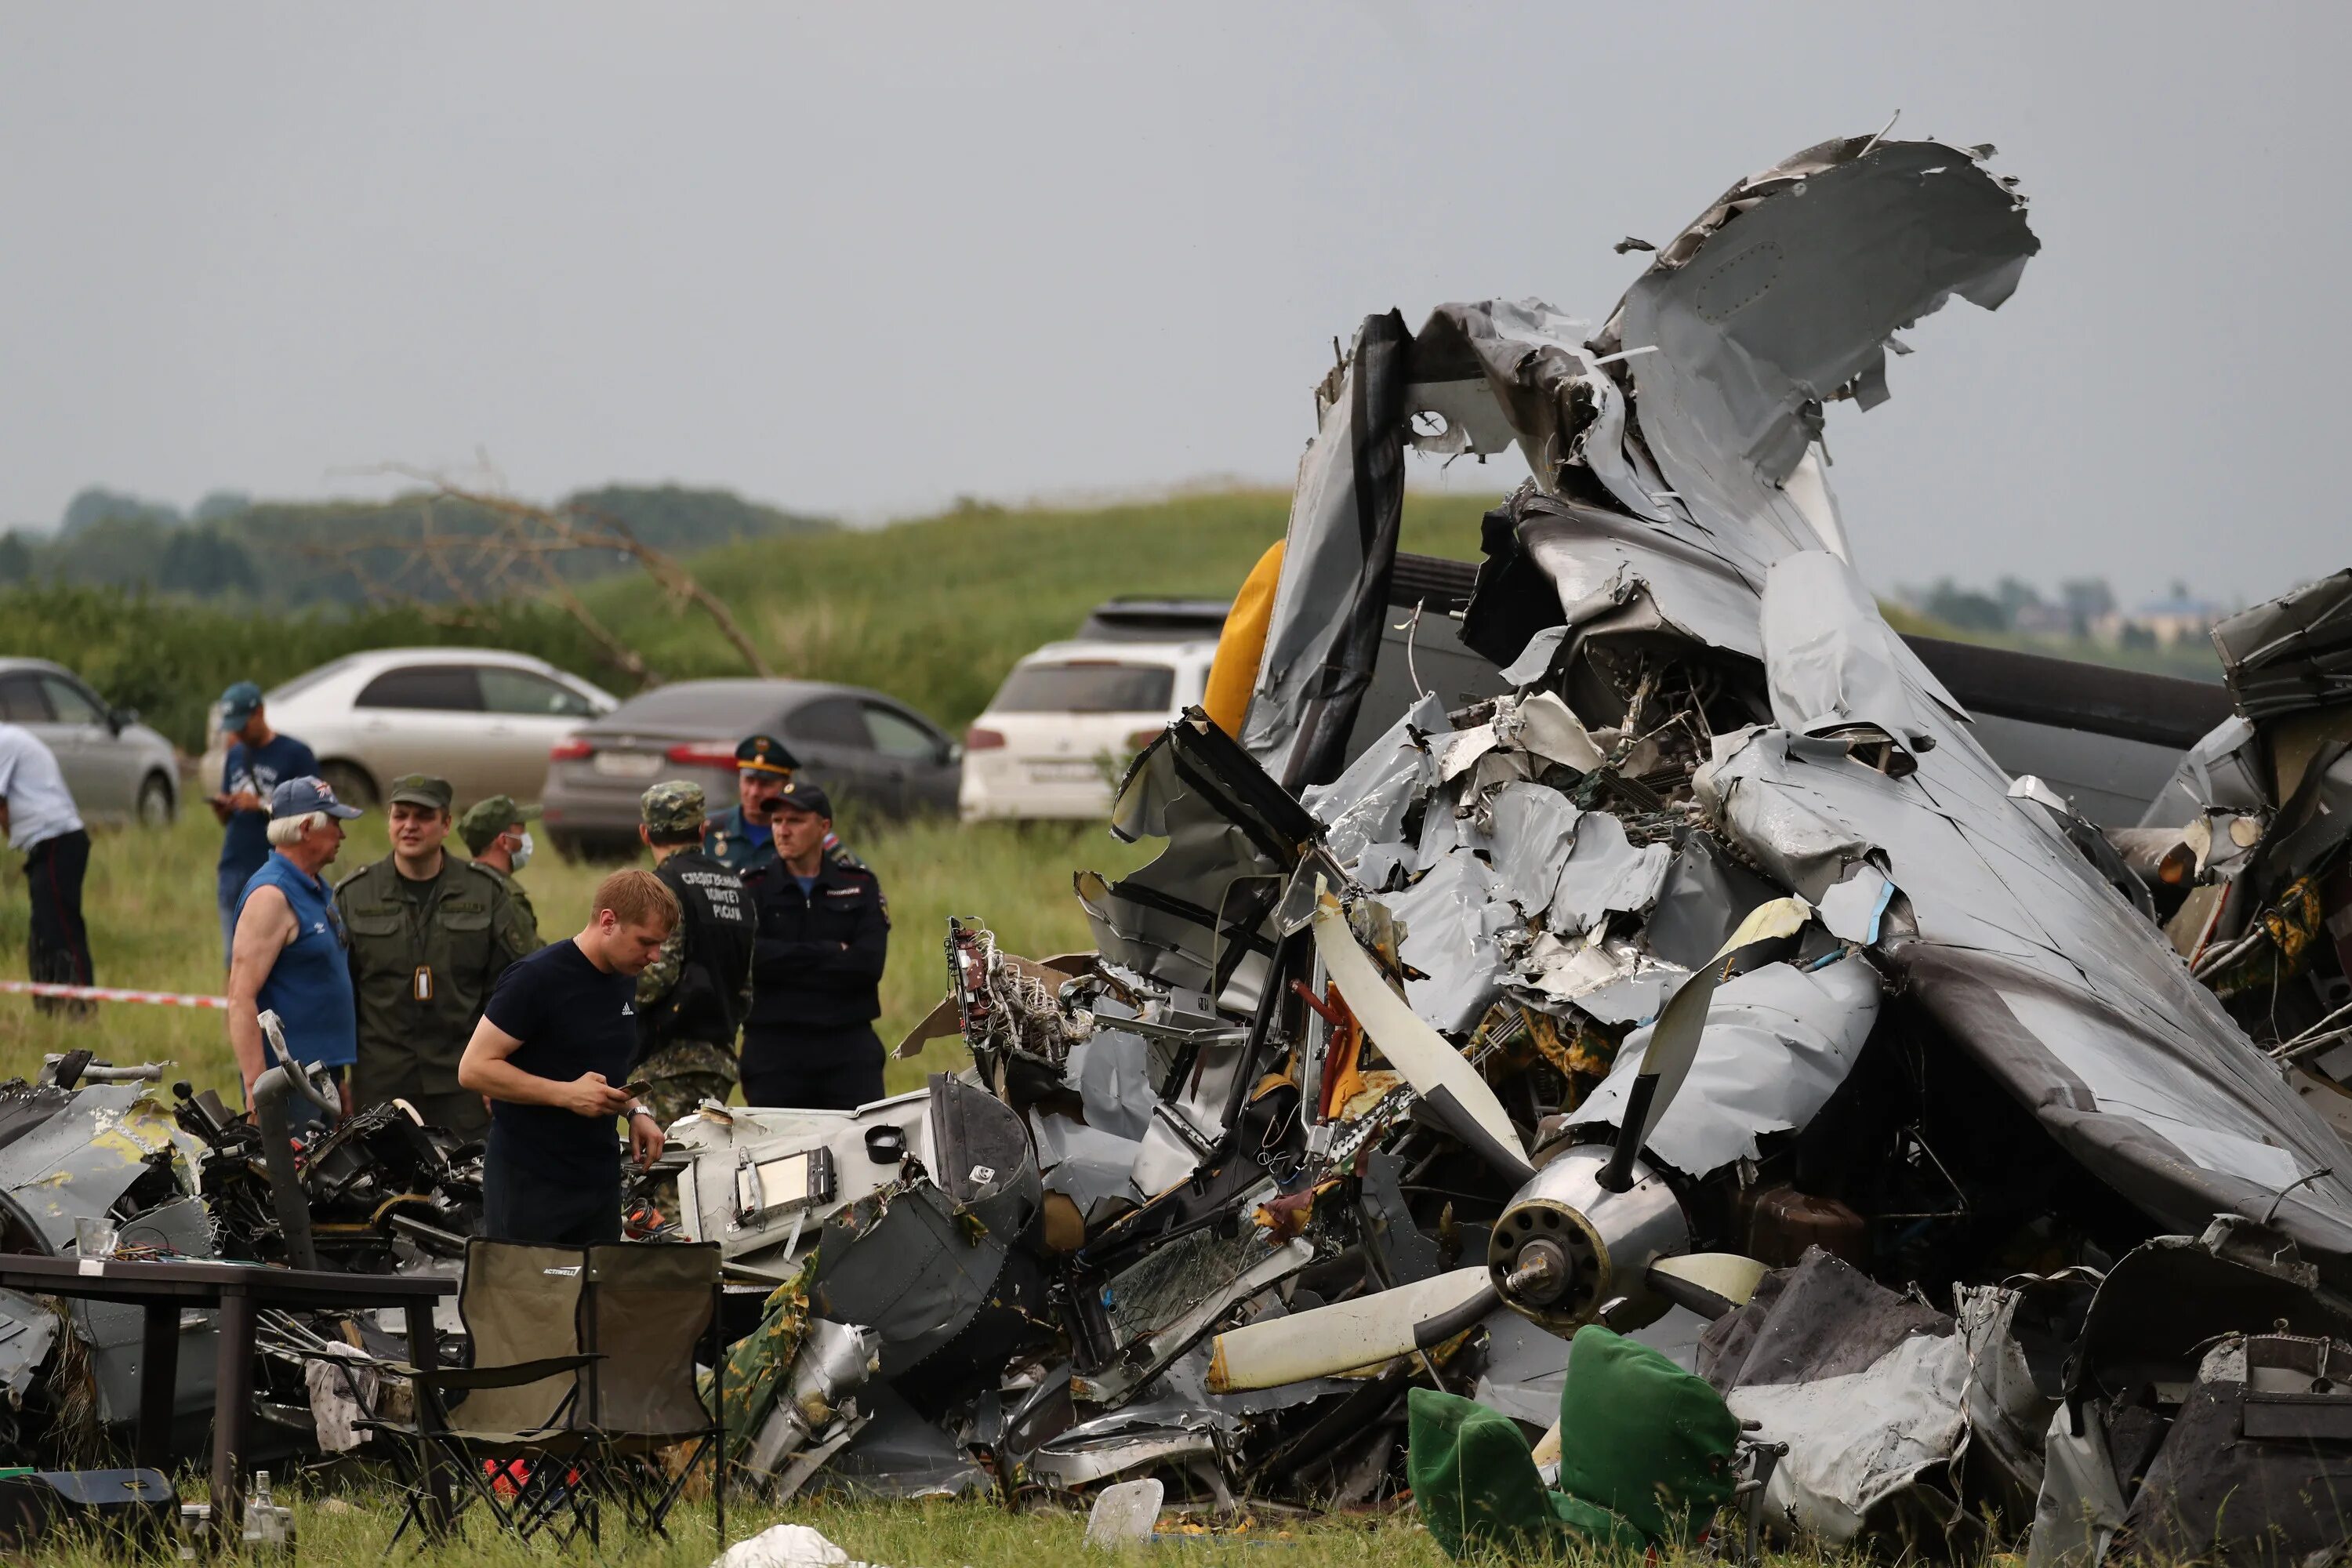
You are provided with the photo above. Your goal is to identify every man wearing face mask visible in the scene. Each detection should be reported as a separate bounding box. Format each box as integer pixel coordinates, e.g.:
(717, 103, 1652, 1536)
(336, 775, 537, 1138)
(458, 795, 544, 948)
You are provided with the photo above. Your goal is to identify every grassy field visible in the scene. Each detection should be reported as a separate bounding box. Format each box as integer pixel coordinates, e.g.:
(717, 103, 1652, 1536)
(33, 1494, 1468, 1568)
(575, 488, 1495, 735)
(0, 806, 1150, 1100)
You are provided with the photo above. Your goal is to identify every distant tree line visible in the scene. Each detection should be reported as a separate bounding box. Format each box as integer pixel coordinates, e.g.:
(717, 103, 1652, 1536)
(1898, 575, 2121, 640)
(0, 483, 828, 608)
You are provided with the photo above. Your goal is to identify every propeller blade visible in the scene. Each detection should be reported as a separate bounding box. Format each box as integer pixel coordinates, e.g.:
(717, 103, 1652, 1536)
(1645, 1252, 1769, 1320)
(1312, 899, 1532, 1181)
(1598, 895, 1813, 1192)
(1207, 1266, 1497, 1392)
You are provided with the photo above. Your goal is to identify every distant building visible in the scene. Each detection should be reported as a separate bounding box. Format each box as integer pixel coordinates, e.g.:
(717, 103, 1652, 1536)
(2092, 583, 2223, 648)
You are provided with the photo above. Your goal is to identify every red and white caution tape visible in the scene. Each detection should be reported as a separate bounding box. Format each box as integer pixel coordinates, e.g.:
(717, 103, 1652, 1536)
(0, 980, 228, 1011)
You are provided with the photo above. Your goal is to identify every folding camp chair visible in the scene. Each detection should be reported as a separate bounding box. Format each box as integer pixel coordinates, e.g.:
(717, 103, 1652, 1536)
(572, 1243, 725, 1544)
(372, 1239, 603, 1546)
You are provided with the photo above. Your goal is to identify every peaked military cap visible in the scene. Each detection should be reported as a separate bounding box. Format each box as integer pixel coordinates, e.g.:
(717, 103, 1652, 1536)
(735, 735, 800, 777)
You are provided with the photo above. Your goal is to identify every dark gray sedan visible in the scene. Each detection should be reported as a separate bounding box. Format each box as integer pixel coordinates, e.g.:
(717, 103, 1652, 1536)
(539, 678, 960, 858)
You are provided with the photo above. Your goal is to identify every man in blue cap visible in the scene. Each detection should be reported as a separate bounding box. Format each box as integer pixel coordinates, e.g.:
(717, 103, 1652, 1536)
(740, 780, 890, 1109)
(210, 681, 316, 964)
(226, 776, 362, 1127)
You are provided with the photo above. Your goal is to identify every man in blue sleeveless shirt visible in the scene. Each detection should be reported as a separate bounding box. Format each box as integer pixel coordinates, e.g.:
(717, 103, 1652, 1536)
(227, 777, 362, 1127)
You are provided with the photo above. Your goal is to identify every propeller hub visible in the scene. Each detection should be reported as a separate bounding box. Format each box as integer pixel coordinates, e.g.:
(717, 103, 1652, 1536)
(1487, 1144, 1690, 1332)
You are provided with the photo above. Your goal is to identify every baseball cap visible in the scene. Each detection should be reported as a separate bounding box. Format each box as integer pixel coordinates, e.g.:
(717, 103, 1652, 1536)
(639, 779, 708, 837)
(387, 774, 455, 812)
(770, 779, 832, 819)
(270, 776, 363, 821)
(458, 794, 540, 854)
(735, 735, 800, 778)
(219, 681, 264, 726)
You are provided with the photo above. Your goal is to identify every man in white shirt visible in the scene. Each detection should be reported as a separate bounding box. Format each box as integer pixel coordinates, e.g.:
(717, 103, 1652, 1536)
(0, 723, 94, 1018)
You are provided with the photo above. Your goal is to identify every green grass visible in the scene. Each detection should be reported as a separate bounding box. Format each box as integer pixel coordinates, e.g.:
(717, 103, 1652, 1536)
(31, 1493, 1472, 1568)
(0, 807, 1149, 1100)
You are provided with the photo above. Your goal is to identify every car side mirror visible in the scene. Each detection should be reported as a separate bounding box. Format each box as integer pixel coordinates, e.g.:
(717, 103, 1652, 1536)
(942, 741, 964, 767)
(107, 707, 136, 735)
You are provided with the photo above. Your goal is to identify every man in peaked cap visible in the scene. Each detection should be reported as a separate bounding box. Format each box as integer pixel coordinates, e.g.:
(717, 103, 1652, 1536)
(739, 779, 890, 1109)
(336, 774, 536, 1138)
(459, 794, 544, 946)
(633, 779, 756, 1125)
(703, 732, 866, 877)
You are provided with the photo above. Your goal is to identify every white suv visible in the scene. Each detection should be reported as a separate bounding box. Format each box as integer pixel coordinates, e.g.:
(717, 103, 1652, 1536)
(958, 638, 1217, 821)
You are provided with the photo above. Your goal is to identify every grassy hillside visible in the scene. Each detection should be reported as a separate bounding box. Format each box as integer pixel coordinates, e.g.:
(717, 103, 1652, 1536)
(577, 488, 1496, 732)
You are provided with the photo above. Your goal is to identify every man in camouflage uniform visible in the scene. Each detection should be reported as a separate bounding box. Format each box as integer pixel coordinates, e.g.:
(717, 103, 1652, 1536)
(635, 779, 757, 1125)
(337, 775, 538, 1138)
(457, 794, 543, 946)
(703, 734, 867, 877)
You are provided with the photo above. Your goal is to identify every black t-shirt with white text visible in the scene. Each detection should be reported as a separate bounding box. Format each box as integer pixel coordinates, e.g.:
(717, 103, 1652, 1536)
(481, 938, 637, 1180)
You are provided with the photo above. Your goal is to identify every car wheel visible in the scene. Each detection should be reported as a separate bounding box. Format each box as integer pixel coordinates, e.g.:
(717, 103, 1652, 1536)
(136, 772, 175, 829)
(318, 762, 378, 809)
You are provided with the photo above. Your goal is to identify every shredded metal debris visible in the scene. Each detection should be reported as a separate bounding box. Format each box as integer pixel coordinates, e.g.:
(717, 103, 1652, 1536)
(0, 131, 2346, 1564)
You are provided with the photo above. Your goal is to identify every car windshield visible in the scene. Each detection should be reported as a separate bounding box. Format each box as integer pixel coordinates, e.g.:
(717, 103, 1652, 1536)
(992, 662, 1175, 714)
(604, 683, 783, 728)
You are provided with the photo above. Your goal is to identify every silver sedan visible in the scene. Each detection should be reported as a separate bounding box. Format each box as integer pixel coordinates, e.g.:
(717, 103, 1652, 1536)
(0, 659, 179, 827)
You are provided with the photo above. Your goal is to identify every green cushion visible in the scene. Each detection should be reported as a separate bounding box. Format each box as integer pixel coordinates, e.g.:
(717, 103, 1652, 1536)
(1406, 1388, 1562, 1562)
(1552, 1324, 1740, 1545)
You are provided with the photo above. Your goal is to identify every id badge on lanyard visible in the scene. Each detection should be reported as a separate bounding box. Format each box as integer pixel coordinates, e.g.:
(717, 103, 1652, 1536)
(414, 967, 434, 1002)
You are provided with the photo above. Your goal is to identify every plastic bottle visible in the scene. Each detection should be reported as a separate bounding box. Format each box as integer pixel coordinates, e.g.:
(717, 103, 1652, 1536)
(241, 1469, 295, 1558)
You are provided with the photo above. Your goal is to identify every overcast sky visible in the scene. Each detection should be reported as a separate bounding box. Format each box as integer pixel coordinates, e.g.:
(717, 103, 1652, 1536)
(2, 4, 2342, 606)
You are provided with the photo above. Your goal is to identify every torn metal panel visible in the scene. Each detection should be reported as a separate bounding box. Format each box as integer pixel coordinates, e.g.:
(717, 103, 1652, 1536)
(1305, 691, 1445, 866)
(1087, 713, 1315, 1003)
(1546, 812, 1673, 935)
(1703, 1250, 1974, 1549)
(1238, 312, 1414, 790)
(1412, 297, 1681, 525)
(1385, 851, 1515, 1035)
(821, 1381, 993, 1499)
(2211, 565, 2352, 722)
(2024, 1403, 2127, 1568)
(2138, 713, 2265, 829)
(1762, 551, 1963, 750)
(1570, 955, 1882, 1179)
(0, 1084, 202, 1254)
(1612, 138, 2037, 559)
(1463, 782, 1580, 919)
(1072, 1031, 1157, 1143)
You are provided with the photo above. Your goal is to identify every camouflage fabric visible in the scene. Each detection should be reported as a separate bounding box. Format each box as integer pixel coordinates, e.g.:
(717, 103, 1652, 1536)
(640, 779, 708, 838)
(634, 918, 688, 1007)
(699, 1254, 817, 1461)
(473, 860, 542, 949)
(637, 1039, 738, 1126)
(457, 794, 539, 854)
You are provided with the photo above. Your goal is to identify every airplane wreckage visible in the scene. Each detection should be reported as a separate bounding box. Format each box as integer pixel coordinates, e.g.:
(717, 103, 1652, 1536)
(7, 133, 2352, 1563)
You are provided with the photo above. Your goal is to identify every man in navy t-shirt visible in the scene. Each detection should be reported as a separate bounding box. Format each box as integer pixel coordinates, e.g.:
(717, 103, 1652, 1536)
(458, 869, 680, 1245)
(211, 681, 317, 964)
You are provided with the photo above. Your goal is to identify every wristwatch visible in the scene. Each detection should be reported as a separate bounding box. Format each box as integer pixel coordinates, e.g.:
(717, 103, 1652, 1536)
(628, 1105, 659, 1123)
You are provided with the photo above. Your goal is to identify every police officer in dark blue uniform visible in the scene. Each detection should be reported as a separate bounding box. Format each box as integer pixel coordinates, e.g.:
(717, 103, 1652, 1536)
(739, 781, 890, 1109)
(705, 735, 866, 877)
